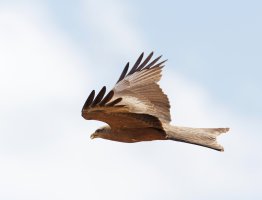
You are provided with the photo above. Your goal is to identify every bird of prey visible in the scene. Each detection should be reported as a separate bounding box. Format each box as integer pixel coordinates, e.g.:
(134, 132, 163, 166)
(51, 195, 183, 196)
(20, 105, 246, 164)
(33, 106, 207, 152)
(82, 52, 229, 151)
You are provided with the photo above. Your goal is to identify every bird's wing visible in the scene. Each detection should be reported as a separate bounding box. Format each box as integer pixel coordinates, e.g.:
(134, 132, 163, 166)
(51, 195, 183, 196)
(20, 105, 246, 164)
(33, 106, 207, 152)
(81, 86, 163, 130)
(113, 52, 171, 123)
(81, 52, 171, 130)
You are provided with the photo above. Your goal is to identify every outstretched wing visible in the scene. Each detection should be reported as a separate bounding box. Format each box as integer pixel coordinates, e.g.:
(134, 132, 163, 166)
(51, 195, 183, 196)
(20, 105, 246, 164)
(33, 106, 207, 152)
(81, 52, 170, 130)
(113, 52, 171, 123)
(81, 86, 163, 130)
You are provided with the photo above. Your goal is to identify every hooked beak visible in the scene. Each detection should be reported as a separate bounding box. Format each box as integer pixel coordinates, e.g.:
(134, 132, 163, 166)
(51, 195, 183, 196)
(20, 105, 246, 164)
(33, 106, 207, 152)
(90, 133, 96, 139)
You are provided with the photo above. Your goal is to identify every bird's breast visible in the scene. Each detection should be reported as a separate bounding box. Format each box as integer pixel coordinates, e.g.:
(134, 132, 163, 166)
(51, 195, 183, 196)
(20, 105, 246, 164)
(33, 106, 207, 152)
(109, 128, 167, 143)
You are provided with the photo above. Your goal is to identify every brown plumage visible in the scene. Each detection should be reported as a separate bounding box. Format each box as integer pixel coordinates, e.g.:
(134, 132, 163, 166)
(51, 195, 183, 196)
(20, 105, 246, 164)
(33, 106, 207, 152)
(82, 52, 229, 151)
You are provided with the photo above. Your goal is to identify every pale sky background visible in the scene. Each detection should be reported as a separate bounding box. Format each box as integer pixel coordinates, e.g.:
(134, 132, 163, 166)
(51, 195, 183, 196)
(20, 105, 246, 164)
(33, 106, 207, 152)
(0, 0, 261, 199)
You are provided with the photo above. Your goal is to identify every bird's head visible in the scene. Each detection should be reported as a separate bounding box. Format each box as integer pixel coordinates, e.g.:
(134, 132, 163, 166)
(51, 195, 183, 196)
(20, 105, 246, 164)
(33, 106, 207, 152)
(90, 125, 111, 139)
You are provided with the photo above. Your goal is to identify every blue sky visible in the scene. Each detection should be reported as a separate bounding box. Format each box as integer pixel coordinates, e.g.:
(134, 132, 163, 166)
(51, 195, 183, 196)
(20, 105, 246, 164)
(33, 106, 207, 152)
(45, 0, 262, 117)
(0, 1, 261, 199)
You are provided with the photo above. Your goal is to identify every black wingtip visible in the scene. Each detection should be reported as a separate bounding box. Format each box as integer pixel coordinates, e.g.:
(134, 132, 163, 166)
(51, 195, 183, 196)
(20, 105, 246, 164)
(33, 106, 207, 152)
(137, 51, 154, 71)
(127, 52, 144, 75)
(106, 97, 122, 107)
(144, 55, 162, 69)
(92, 86, 106, 106)
(152, 59, 168, 68)
(82, 90, 95, 110)
(116, 52, 166, 84)
(99, 90, 114, 106)
(117, 62, 129, 83)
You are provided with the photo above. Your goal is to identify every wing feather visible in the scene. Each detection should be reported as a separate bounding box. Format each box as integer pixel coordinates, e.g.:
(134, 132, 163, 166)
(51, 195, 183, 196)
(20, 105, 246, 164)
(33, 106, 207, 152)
(82, 90, 95, 110)
(82, 52, 171, 130)
(92, 86, 106, 106)
(116, 62, 129, 83)
(106, 97, 123, 107)
(137, 52, 154, 70)
(144, 55, 162, 69)
(128, 52, 144, 75)
(113, 53, 171, 122)
(99, 90, 114, 106)
(82, 86, 163, 130)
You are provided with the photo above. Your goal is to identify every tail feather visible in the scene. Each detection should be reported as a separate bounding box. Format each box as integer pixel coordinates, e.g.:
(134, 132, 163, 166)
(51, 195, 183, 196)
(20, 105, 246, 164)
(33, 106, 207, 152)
(164, 125, 229, 151)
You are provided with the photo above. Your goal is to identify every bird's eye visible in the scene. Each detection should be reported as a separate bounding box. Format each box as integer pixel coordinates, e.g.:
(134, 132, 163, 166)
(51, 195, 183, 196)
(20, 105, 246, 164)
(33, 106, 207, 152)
(97, 129, 102, 133)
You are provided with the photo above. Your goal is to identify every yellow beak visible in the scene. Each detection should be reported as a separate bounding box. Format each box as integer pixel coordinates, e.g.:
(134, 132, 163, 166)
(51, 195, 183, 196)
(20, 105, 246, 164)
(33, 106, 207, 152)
(90, 133, 95, 139)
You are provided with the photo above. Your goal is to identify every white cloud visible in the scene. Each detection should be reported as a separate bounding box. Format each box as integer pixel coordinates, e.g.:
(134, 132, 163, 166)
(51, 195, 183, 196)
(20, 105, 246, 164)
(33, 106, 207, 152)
(0, 5, 86, 104)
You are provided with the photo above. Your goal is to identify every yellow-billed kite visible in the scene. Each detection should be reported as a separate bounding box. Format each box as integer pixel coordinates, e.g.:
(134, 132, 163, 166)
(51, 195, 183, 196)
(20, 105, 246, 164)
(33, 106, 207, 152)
(82, 52, 229, 151)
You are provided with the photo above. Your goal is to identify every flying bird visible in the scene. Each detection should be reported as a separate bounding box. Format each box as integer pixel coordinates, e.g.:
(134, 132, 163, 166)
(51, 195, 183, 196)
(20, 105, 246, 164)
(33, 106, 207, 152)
(82, 52, 229, 151)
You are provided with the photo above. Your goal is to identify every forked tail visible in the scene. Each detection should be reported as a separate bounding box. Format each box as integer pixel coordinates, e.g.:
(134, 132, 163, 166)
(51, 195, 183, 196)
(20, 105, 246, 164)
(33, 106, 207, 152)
(165, 125, 229, 151)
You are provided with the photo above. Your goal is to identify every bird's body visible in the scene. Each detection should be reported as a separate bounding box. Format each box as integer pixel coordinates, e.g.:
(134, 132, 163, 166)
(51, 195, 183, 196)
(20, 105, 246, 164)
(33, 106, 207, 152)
(82, 52, 229, 151)
(91, 126, 166, 143)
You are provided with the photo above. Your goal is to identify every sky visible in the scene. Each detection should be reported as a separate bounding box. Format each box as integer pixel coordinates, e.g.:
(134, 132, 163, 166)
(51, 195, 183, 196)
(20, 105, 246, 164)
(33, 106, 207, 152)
(0, 0, 261, 199)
